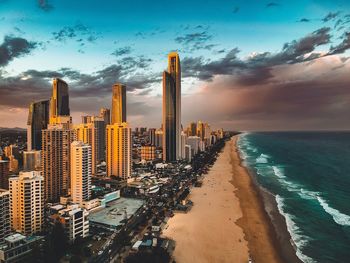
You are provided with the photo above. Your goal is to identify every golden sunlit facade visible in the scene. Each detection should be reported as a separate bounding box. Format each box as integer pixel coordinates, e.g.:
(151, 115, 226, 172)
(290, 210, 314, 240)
(111, 83, 127, 125)
(49, 78, 70, 125)
(70, 141, 92, 206)
(9, 171, 44, 235)
(106, 122, 131, 179)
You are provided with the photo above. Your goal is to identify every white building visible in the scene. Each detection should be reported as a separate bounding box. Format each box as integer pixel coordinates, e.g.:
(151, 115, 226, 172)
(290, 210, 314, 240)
(70, 141, 92, 206)
(9, 171, 44, 235)
(187, 136, 201, 156)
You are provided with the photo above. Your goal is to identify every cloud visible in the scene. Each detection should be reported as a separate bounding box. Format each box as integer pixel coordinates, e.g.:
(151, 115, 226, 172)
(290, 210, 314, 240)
(175, 31, 215, 52)
(297, 18, 310, 23)
(328, 31, 350, 54)
(0, 35, 38, 67)
(266, 2, 279, 8)
(111, 46, 133, 57)
(181, 27, 331, 83)
(52, 23, 101, 52)
(37, 0, 53, 12)
(322, 12, 341, 22)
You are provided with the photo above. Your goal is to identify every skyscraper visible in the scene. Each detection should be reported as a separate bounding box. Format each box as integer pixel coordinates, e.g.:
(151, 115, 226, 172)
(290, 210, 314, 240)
(100, 108, 111, 125)
(148, 128, 156, 146)
(0, 160, 9, 190)
(111, 83, 126, 124)
(106, 123, 131, 179)
(0, 189, 10, 243)
(9, 171, 44, 235)
(70, 141, 92, 206)
(42, 125, 74, 202)
(27, 100, 49, 151)
(162, 52, 181, 162)
(49, 78, 70, 124)
(23, 150, 41, 171)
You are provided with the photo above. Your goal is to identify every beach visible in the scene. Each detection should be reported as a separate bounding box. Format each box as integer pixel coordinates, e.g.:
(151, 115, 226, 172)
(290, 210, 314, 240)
(163, 136, 300, 263)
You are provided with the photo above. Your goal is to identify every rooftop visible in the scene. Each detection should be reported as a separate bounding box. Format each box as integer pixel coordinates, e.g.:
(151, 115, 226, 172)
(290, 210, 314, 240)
(89, 197, 144, 228)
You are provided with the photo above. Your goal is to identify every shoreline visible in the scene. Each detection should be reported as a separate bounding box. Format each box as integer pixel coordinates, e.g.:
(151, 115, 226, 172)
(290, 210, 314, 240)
(162, 135, 301, 263)
(233, 135, 302, 263)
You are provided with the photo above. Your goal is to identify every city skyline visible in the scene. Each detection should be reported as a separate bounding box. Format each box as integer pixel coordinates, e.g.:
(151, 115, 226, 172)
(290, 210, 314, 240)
(1, 0, 350, 131)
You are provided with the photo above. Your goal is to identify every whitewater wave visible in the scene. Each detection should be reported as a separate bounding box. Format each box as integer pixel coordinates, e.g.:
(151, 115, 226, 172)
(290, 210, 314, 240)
(317, 197, 350, 226)
(256, 153, 270, 164)
(275, 195, 316, 263)
(272, 165, 286, 179)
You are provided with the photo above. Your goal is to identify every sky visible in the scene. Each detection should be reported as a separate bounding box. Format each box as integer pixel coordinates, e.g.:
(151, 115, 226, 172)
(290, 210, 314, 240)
(0, 0, 350, 131)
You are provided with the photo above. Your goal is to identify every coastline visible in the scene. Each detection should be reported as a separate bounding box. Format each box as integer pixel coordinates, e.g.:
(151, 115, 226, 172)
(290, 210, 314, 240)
(232, 135, 302, 263)
(162, 135, 301, 263)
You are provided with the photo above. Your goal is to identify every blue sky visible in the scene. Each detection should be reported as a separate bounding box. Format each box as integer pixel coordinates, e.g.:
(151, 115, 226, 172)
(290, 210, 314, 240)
(0, 0, 350, 130)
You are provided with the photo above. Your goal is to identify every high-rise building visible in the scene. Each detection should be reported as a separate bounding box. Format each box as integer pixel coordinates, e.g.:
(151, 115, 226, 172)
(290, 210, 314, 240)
(140, 145, 156, 161)
(185, 145, 192, 162)
(70, 141, 92, 206)
(106, 123, 131, 179)
(162, 52, 181, 162)
(181, 131, 187, 159)
(27, 100, 49, 151)
(23, 150, 41, 171)
(197, 121, 205, 141)
(100, 108, 111, 125)
(91, 116, 105, 162)
(0, 189, 10, 243)
(189, 122, 197, 136)
(0, 160, 9, 190)
(8, 156, 18, 174)
(187, 136, 201, 156)
(148, 128, 156, 146)
(81, 115, 92, 124)
(42, 125, 74, 202)
(49, 78, 70, 124)
(155, 129, 163, 148)
(9, 171, 44, 235)
(111, 83, 126, 124)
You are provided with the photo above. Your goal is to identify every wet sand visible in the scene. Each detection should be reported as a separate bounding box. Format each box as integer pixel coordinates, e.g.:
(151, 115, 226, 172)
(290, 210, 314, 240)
(163, 136, 301, 263)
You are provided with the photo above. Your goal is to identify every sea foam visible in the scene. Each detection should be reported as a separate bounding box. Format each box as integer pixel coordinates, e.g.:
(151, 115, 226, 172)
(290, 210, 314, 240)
(275, 195, 316, 263)
(317, 197, 350, 226)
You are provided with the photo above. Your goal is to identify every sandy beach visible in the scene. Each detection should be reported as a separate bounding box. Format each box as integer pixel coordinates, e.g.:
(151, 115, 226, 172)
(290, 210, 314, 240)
(163, 136, 299, 263)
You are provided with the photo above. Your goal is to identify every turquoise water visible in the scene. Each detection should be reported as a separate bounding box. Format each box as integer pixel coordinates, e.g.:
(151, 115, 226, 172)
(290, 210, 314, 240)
(237, 132, 350, 263)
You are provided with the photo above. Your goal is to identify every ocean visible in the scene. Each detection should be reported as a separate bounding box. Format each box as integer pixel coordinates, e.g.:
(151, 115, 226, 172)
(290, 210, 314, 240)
(237, 132, 350, 263)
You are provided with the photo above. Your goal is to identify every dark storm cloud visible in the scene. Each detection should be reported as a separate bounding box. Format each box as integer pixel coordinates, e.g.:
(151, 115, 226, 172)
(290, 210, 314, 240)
(37, 0, 53, 12)
(0, 35, 38, 67)
(322, 12, 341, 22)
(266, 2, 279, 8)
(118, 56, 152, 70)
(328, 31, 350, 54)
(0, 57, 159, 110)
(175, 31, 215, 51)
(111, 46, 133, 57)
(181, 27, 331, 85)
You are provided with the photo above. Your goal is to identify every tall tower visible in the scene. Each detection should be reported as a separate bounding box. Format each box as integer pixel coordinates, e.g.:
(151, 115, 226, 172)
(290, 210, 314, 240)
(42, 125, 74, 202)
(27, 100, 49, 151)
(70, 141, 92, 205)
(50, 78, 70, 124)
(0, 160, 9, 190)
(106, 123, 131, 179)
(111, 83, 126, 124)
(74, 116, 104, 174)
(100, 108, 111, 125)
(162, 52, 181, 162)
(9, 171, 44, 235)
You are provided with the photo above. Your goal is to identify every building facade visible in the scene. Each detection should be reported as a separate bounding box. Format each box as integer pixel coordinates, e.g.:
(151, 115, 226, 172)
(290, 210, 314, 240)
(9, 171, 44, 235)
(106, 123, 131, 179)
(70, 141, 92, 206)
(162, 52, 181, 162)
(27, 100, 49, 151)
(0, 190, 10, 243)
(42, 125, 74, 202)
(0, 161, 9, 190)
(111, 83, 127, 124)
